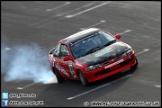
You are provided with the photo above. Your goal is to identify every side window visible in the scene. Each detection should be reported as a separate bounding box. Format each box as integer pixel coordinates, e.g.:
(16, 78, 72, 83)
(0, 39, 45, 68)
(60, 44, 70, 58)
(53, 43, 61, 57)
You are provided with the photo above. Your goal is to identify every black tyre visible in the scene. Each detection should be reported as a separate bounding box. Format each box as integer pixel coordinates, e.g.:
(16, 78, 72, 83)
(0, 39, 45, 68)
(78, 71, 89, 86)
(131, 57, 138, 70)
(55, 69, 65, 83)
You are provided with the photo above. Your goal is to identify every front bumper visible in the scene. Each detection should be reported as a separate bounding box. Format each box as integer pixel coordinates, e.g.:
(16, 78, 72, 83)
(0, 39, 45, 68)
(83, 53, 137, 82)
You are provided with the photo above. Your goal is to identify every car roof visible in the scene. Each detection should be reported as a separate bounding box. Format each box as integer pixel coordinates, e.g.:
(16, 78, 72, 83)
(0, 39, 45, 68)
(62, 28, 99, 44)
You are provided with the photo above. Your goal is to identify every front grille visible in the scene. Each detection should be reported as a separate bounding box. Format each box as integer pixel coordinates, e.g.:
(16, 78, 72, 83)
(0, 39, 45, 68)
(94, 57, 134, 76)
(102, 55, 123, 66)
(120, 58, 134, 66)
(94, 68, 111, 76)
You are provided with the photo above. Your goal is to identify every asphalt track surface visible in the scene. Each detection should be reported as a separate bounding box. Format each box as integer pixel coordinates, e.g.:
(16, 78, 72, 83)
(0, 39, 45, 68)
(1, 1, 161, 107)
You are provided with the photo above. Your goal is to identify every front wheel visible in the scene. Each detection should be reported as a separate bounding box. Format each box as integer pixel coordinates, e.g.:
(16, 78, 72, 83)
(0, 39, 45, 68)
(78, 71, 89, 86)
(55, 69, 65, 83)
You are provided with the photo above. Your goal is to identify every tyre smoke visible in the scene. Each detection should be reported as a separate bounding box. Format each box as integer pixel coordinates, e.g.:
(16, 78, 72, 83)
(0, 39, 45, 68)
(1, 43, 57, 84)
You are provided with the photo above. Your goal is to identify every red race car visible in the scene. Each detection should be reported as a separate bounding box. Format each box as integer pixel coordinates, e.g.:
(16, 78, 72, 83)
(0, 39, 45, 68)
(48, 28, 138, 86)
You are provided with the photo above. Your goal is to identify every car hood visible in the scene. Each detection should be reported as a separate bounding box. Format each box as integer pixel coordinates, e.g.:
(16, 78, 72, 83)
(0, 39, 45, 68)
(76, 41, 129, 66)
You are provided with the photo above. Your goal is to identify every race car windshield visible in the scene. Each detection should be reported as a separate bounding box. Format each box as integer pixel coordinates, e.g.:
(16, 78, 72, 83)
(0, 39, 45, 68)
(71, 31, 116, 59)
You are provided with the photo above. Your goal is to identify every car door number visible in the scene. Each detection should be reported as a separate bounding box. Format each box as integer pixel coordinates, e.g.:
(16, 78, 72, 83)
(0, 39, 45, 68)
(68, 62, 77, 78)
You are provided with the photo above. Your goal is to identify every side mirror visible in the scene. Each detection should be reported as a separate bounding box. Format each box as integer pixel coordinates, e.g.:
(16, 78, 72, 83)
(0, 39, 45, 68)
(115, 34, 121, 39)
(49, 47, 55, 54)
(63, 56, 71, 61)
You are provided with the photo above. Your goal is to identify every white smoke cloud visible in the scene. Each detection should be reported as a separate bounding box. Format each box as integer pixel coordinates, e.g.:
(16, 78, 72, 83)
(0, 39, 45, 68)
(1, 43, 57, 84)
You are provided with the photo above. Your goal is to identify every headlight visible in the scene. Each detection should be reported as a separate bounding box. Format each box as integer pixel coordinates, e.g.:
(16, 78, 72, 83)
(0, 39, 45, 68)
(84, 64, 102, 72)
(122, 48, 133, 57)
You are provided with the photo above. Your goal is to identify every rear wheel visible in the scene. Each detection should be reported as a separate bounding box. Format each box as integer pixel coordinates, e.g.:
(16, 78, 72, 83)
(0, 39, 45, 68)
(78, 71, 88, 86)
(55, 69, 65, 83)
(131, 57, 138, 70)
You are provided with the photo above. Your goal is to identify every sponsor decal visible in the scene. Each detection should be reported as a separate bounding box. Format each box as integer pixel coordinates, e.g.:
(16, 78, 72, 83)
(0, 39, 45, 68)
(55, 64, 69, 77)
(70, 43, 73, 46)
(109, 59, 115, 63)
(105, 59, 124, 69)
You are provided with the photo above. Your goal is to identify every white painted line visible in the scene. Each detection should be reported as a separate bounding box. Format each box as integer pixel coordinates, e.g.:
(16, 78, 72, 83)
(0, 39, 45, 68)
(74, 2, 98, 11)
(46, 2, 71, 11)
(155, 85, 161, 88)
(65, 2, 111, 18)
(53, 2, 97, 17)
(67, 74, 132, 100)
(1, 48, 11, 53)
(80, 20, 106, 30)
(83, 2, 97, 7)
(17, 81, 41, 90)
(35, 2, 100, 28)
(119, 29, 131, 35)
(28, 2, 71, 27)
(56, 2, 98, 17)
(36, 2, 99, 28)
(136, 49, 150, 56)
